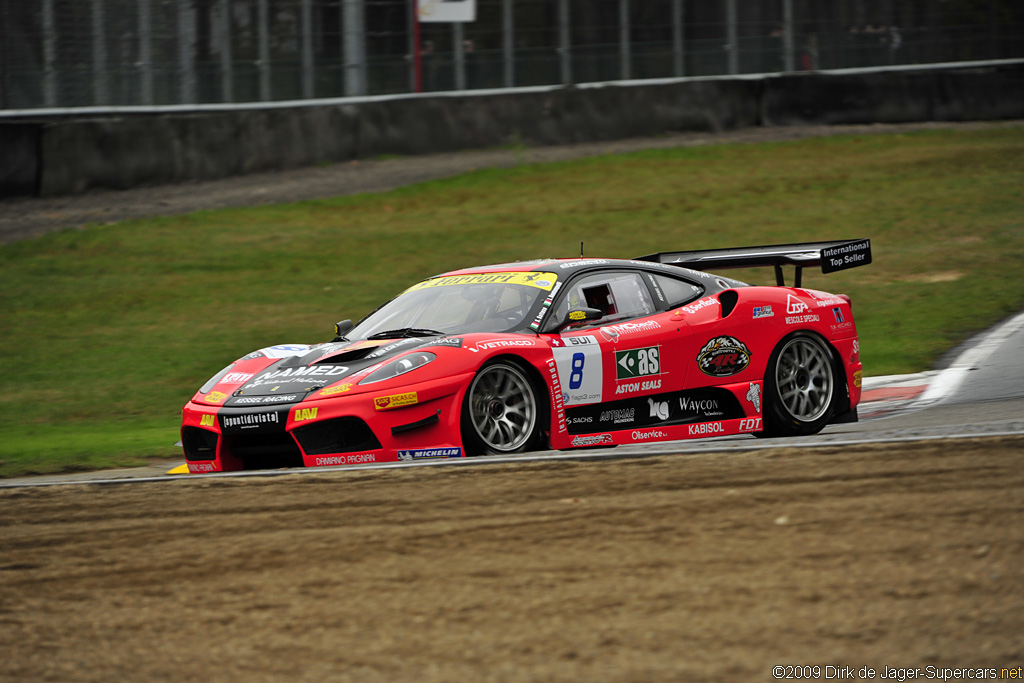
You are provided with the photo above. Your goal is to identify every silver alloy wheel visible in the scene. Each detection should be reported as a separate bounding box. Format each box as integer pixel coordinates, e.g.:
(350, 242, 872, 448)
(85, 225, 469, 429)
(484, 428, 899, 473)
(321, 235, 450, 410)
(774, 336, 834, 423)
(467, 363, 537, 452)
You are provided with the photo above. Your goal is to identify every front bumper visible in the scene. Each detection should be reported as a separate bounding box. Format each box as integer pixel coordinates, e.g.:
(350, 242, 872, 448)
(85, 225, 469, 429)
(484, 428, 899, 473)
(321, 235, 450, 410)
(180, 372, 473, 473)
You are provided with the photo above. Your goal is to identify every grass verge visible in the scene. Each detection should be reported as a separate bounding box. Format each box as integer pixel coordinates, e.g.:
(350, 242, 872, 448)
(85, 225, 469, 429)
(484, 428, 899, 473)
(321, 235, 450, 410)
(1, 126, 1022, 476)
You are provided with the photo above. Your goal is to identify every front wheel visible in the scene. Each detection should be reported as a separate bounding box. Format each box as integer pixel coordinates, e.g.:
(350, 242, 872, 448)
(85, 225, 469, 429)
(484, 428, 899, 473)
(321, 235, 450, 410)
(762, 333, 838, 437)
(461, 361, 543, 455)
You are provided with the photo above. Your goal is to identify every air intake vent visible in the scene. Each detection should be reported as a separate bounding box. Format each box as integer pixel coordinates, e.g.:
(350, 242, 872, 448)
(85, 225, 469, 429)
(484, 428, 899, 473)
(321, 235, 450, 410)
(182, 427, 219, 462)
(223, 432, 304, 470)
(293, 417, 382, 455)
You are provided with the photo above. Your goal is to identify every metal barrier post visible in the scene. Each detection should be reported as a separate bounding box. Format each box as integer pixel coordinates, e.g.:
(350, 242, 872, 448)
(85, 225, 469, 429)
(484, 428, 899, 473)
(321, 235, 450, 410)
(558, 0, 571, 85)
(503, 0, 514, 88)
(619, 0, 631, 80)
(672, 0, 685, 77)
(343, 0, 366, 96)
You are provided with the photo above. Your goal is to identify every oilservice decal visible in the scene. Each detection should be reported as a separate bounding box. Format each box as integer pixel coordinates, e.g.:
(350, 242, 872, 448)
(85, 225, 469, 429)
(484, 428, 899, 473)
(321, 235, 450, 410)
(405, 272, 559, 292)
(552, 335, 603, 406)
(697, 336, 751, 377)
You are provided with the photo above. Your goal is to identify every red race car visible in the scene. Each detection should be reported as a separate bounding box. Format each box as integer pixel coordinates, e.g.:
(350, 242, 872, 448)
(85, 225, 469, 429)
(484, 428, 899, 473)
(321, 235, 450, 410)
(181, 239, 871, 473)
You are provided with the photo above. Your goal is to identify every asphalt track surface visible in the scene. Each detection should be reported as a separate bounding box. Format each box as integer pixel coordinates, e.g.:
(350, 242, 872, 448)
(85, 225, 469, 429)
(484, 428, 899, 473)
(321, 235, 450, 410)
(3, 308, 1022, 489)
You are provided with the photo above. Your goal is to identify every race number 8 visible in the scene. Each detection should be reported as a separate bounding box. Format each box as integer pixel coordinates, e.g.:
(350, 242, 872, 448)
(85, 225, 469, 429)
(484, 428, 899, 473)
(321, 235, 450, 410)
(569, 352, 585, 390)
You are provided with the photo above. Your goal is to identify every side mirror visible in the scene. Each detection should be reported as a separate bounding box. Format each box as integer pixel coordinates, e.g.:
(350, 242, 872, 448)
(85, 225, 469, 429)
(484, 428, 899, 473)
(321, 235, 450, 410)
(334, 319, 354, 341)
(557, 307, 603, 331)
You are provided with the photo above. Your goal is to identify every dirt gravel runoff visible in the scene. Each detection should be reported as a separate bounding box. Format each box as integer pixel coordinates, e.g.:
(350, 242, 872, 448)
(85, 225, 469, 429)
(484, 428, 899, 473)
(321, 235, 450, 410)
(1, 437, 1021, 682)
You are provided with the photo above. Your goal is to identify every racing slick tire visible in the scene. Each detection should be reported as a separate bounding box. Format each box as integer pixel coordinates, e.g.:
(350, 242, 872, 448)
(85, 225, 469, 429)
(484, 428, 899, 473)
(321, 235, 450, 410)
(461, 360, 544, 455)
(761, 332, 839, 438)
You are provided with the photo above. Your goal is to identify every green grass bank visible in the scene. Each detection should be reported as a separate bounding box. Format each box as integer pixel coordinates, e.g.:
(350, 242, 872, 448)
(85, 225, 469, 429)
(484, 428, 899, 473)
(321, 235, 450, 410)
(1, 126, 1022, 477)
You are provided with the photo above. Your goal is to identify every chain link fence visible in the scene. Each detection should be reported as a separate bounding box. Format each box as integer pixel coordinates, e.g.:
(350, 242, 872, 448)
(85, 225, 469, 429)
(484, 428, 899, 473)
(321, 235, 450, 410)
(2, 0, 1022, 111)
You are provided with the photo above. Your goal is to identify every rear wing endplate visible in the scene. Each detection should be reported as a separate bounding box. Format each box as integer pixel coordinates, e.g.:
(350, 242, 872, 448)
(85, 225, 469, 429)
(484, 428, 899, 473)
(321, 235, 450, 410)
(634, 238, 871, 287)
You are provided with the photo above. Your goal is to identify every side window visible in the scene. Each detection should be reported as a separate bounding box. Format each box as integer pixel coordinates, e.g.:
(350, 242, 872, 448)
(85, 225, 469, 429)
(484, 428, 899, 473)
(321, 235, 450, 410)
(651, 273, 703, 307)
(555, 272, 656, 328)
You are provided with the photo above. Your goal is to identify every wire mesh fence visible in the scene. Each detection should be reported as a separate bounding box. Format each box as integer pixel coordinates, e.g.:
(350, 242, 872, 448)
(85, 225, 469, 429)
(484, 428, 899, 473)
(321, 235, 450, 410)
(1, 0, 1022, 111)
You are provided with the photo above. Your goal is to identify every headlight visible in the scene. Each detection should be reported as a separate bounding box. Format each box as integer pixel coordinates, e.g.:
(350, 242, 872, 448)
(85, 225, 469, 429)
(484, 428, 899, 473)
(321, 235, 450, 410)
(358, 352, 436, 385)
(199, 364, 235, 394)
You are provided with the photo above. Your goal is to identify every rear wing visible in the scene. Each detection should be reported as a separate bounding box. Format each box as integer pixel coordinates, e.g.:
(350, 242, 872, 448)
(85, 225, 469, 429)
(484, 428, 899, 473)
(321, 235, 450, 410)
(634, 239, 871, 287)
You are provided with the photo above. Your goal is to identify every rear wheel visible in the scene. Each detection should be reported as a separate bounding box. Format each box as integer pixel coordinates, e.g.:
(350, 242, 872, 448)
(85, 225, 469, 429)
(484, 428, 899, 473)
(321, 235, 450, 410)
(762, 333, 837, 437)
(461, 361, 543, 455)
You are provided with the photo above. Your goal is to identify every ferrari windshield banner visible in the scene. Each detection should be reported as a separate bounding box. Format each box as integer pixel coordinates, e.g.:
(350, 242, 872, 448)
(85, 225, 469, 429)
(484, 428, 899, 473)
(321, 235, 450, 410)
(821, 239, 872, 273)
(407, 272, 559, 292)
(418, 0, 476, 23)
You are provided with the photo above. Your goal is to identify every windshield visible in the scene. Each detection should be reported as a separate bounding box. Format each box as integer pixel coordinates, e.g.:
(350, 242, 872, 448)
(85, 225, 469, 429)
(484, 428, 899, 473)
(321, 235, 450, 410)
(349, 272, 559, 340)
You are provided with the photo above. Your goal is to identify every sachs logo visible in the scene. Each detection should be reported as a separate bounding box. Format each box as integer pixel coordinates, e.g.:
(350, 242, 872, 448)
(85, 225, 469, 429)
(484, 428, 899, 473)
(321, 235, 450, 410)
(697, 336, 751, 377)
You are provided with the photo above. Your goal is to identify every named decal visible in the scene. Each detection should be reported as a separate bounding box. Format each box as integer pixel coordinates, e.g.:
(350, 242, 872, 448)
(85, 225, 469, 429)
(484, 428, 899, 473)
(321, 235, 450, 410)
(697, 336, 751, 377)
(854, 370, 863, 388)
(616, 345, 660, 380)
(397, 447, 462, 460)
(753, 305, 774, 319)
(293, 407, 319, 422)
(785, 314, 820, 325)
(199, 414, 216, 427)
(374, 392, 419, 411)
(221, 372, 254, 383)
(248, 365, 350, 387)
(204, 391, 228, 404)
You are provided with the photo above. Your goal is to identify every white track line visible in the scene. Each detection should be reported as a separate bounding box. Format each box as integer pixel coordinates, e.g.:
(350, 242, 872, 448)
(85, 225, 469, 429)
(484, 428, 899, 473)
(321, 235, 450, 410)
(916, 310, 1024, 406)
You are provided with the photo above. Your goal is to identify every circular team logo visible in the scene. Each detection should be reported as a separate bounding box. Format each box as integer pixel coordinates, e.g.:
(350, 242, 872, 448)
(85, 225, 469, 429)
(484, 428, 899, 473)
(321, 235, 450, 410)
(697, 336, 751, 377)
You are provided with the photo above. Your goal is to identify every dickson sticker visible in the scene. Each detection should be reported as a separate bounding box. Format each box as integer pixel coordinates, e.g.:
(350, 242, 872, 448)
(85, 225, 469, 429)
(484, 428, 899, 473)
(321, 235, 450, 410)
(204, 391, 228, 404)
(697, 336, 751, 377)
(374, 392, 419, 410)
(406, 272, 558, 292)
